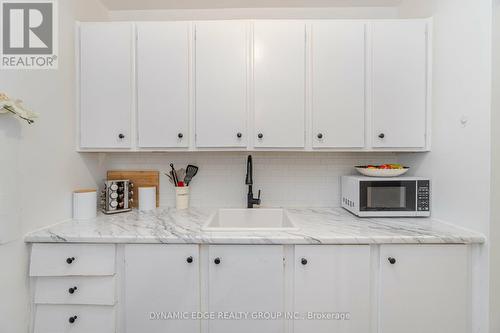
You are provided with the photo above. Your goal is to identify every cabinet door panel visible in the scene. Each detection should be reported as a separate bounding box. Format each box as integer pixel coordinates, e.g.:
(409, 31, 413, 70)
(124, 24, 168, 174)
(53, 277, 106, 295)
(254, 21, 305, 148)
(124, 245, 200, 333)
(195, 21, 248, 147)
(137, 22, 189, 148)
(80, 23, 132, 148)
(312, 22, 365, 148)
(379, 245, 467, 333)
(294, 245, 371, 333)
(372, 21, 428, 148)
(208, 245, 284, 333)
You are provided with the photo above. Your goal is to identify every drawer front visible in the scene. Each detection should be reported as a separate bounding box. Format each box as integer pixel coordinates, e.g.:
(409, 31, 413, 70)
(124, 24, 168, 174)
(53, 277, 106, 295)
(30, 244, 115, 276)
(35, 276, 115, 305)
(34, 305, 115, 333)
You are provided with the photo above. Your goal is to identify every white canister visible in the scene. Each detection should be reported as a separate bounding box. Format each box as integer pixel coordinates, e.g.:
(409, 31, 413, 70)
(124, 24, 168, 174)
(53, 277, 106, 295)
(175, 187, 190, 210)
(73, 189, 97, 220)
(139, 187, 156, 211)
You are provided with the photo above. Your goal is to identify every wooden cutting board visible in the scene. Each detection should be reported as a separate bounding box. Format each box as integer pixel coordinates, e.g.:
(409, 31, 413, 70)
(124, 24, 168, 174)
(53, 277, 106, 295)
(107, 170, 159, 208)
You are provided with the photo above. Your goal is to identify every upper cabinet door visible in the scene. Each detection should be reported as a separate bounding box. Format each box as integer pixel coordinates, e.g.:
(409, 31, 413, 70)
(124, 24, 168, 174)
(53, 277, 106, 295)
(254, 21, 306, 148)
(137, 22, 189, 148)
(79, 23, 133, 149)
(312, 22, 366, 148)
(195, 21, 248, 147)
(372, 21, 428, 148)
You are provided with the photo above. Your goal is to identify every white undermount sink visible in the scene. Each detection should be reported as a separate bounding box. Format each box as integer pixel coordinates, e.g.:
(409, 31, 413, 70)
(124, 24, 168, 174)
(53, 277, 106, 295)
(202, 208, 299, 232)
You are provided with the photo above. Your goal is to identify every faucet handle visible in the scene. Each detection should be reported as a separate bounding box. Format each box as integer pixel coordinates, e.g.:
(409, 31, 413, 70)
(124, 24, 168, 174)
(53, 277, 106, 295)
(256, 190, 261, 205)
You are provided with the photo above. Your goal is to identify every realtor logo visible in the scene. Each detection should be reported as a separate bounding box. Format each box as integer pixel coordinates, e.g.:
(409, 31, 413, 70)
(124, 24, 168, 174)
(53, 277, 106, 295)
(1, 0, 58, 69)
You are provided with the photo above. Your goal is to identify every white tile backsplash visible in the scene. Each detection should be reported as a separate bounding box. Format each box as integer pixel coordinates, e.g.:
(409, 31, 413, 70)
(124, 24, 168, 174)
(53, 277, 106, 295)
(104, 152, 398, 208)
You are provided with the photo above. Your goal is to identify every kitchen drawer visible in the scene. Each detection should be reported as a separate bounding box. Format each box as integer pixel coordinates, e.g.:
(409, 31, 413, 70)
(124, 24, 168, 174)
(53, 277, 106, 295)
(34, 304, 115, 333)
(34, 276, 115, 305)
(30, 244, 115, 276)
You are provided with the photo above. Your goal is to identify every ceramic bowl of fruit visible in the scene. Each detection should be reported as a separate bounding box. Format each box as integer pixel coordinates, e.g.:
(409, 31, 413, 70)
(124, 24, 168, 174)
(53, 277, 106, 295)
(355, 164, 409, 177)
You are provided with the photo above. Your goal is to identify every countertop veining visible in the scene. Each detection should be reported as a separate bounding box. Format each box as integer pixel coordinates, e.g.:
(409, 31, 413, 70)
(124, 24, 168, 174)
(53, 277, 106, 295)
(24, 207, 486, 244)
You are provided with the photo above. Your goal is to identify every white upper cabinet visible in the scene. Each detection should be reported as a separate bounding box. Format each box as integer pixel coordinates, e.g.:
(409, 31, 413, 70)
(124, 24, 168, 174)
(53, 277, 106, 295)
(79, 23, 133, 149)
(195, 21, 248, 147)
(312, 22, 366, 148)
(371, 20, 429, 149)
(137, 22, 190, 148)
(379, 245, 467, 333)
(253, 21, 306, 148)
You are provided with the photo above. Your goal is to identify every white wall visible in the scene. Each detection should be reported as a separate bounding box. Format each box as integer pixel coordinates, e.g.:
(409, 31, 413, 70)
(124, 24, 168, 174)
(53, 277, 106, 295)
(104, 152, 398, 208)
(396, 1, 492, 332)
(490, 1, 500, 332)
(108, 6, 399, 20)
(0, 1, 108, 332)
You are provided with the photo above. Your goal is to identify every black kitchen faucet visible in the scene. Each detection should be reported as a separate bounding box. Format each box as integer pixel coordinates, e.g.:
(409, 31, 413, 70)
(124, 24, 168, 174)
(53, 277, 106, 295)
(245, 155, 261, 208)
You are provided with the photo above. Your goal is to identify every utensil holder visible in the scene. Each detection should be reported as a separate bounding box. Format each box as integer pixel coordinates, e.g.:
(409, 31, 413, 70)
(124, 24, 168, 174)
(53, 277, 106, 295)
(175, 187, 190, 210)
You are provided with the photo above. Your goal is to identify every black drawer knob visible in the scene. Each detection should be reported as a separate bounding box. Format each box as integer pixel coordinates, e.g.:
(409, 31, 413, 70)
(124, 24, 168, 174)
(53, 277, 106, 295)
(68, 316, 78, 324)
(68, 286, 78, 294)
(317, 133, 323, 139)
(66, 257, 75, 264)
(301, 258, 308, 265)
(388, 257, 396, 265)
(214, 257, 221, 265)
(118, 133, 125, 139)
(178, 133, 183, 139)
(186, 256, 193, 264)
(237, 132, 242, 138)
(257, 133, 263, 139)
(378, 133, 385, 139)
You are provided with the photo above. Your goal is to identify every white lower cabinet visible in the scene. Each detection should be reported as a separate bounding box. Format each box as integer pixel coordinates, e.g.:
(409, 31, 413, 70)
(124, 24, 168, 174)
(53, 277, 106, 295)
(207, 245, 285, 333)
(33, 305, 115, 333)
(124, 244, 200, 333)
(294, 245, 371, 333)
(29, 243, 470, 333)
(379, 244, 468, 333)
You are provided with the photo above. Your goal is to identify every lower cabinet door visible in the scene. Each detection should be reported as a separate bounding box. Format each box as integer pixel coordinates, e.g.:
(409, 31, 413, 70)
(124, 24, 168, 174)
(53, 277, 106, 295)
(208, 245, 284, 333)
(34, 304, 114, 333)
(294, 245, 371, 333)
(379, 244, 468, 333)
(124, 244, 200, 333)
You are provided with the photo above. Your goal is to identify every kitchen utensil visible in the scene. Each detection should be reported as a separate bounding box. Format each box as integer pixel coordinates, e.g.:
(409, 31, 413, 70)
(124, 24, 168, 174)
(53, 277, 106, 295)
(170, 163, 179, 186)
(355, 166, 409, 177)
(107, 170, 159, 208)
(176, 168, 186, 182)
(165, 172, 174, 184)
(184, 165, 199, 185)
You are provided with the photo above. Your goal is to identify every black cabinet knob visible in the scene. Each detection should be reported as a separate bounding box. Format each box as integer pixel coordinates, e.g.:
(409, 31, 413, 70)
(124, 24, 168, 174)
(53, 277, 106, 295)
(178, 133, 183, 139)
(118, 133, 125, 139)
(257, 133, 263, 139)
(66, 257, 75, 264)
(237, 132, 242, 138)
(68, 286, 78, 294)
(68, 316, 78, 324)
(186, 256, 193, 263)
(214, 257, 221, 265)
(301, 258, 308, 265)
(317, 133, 323, 139)
(388, 257, 396, 265)
(378, 133, 385, 139)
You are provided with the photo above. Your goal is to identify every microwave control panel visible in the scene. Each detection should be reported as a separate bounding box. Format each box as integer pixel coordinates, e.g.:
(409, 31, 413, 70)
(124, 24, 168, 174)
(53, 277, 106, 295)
(417, 180, 430, 211)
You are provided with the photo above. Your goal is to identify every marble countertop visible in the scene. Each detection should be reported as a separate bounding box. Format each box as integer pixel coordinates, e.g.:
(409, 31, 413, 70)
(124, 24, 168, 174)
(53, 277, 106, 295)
(24, 207, 486, 244)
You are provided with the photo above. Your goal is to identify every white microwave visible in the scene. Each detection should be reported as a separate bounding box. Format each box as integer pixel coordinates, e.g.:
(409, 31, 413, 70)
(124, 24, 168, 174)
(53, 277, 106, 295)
(341, 176, 430, 217)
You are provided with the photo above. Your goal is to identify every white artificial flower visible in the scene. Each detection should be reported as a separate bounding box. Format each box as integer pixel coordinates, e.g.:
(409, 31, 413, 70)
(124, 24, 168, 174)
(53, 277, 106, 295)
(0, 92, 38, 124)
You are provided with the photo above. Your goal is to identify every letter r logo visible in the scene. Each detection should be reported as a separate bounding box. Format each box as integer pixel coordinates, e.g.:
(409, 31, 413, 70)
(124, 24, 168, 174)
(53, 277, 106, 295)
(2, 2, 53, 54)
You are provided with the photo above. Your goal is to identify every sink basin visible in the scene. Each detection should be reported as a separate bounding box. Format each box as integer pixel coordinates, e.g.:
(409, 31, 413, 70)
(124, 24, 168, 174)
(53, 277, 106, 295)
(202, 208, 299, 232)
